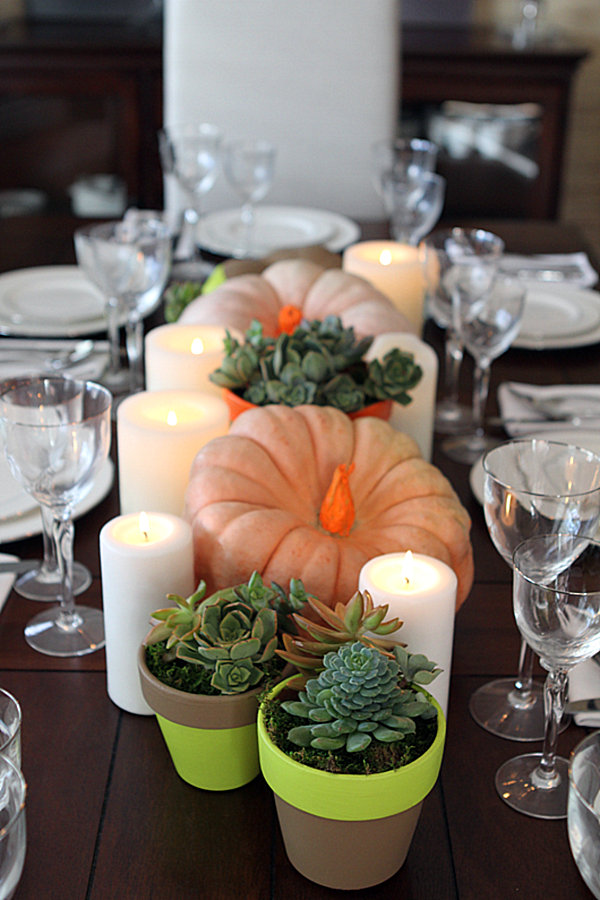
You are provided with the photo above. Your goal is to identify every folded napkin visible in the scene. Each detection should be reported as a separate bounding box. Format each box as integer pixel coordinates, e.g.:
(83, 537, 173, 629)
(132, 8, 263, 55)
(0, 339, 109, 383)
(499, 252, 598, 288)
(569, 658, 600, 727)
(497, 382, 600, 437)
(0, 553, 18, 616)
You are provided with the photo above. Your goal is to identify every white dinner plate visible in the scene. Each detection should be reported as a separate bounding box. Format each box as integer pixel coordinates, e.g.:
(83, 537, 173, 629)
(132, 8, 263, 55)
(0, 454, 37, 523)
(0, 458, 114, 544)
(198, 205, 361, 257)
(469, 429, 600, 505)
(514, 284, 600, 350)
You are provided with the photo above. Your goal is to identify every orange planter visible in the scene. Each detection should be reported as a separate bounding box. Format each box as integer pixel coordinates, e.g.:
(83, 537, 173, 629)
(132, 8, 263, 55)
(222, 388, 392, 423)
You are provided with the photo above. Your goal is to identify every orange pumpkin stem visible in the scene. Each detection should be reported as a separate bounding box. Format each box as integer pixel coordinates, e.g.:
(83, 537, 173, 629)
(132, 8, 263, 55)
(319, 463, 356, 537)
(277, 304, 303, 335)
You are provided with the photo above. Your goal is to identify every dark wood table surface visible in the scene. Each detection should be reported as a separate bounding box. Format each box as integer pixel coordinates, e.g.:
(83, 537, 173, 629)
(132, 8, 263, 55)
(0, 215, 597, 899)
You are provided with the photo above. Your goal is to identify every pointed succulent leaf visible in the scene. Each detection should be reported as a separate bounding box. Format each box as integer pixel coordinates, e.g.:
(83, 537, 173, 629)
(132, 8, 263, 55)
(342, 590, 364, 634)
(281, 700, 311, 718)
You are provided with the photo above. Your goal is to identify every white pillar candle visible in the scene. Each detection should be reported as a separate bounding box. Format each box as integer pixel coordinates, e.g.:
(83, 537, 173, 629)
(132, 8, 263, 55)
(117, 390, 229, 516)
(100, 512, 195, 715)
(342, 240, 426, 333)
(145, 323, 240, 395)
(366, 332, 438, 462)
(359, 552, 457, 717)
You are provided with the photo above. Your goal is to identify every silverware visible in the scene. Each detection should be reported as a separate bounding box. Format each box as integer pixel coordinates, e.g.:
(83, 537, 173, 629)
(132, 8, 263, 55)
(0, 560, 37, 575)
(487, 413, 600, 428)
(0, 339, 95, 371)
(565, 698, 600, 714)
(504, 385, 600, 419)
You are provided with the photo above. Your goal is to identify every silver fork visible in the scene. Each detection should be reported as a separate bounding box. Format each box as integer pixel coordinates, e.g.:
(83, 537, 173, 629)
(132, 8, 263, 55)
(0, 339, 95, 372)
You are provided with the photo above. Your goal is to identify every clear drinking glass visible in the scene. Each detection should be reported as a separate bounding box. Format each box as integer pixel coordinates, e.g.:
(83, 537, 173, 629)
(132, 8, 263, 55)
(0, 755, 26, 900)
(442, 272, 525, 464)
(381, 170, 446, 246)
(473, 438, 600, 742)
(496, 534, 600, 819)
(0, 377, 112, 657)
(85, 215, 171, 395)
(426, 227, 504, 435)
(371, 137, 439, 197)
(158, 123, 223, 270)
(223, 139, 276, 258)
(569, 732, 600, 898)
(0, 688, 21, 770)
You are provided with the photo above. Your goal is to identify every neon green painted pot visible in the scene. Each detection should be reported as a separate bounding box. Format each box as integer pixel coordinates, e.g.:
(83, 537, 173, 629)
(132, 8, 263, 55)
(138, 646, 261, 791)
(257, 676, 446, 890)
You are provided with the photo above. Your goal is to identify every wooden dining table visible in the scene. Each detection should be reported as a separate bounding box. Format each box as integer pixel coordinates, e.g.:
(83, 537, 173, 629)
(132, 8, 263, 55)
(0, 214, 598, 899)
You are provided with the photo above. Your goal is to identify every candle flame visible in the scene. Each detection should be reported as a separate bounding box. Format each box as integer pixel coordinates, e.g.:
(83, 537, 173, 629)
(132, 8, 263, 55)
(379, 249, 393, 266)
(139, 511, 150, 542)
(401, 550, 414, 585)
(167, 410, 178, 426)
(191, 338, 204, 355)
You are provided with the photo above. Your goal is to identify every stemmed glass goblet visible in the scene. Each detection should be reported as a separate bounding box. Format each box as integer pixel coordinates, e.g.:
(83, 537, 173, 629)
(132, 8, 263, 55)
(158, 123, 223, 273)
(85, 214, 171, 395)
(442, 272, 525, 464)
(426, 227, 504, 436)
(223, 139, 276, 258)
(473, 437, 600, 741)
(496, 533, 600, 819)
(381, 170, 446, 246)
(371, 137, 438, 196)
(0, 377, 112, 657)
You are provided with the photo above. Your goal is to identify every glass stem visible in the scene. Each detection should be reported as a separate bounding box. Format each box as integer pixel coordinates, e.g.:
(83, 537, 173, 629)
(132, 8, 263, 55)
(51, 512, 80, 627)
(508, 638, 536, 708)
(40, 505, 59, 576)
(443, 328, 463, 405)
(240, 202, 255, 257)
(125, 316, 144, 394)
(105, 296, 122, 375)
(471, 360, 490, 436)
(532, 667, 567, 790)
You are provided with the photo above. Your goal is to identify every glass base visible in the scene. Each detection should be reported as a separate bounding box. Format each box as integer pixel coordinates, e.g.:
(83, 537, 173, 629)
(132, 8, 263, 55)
(99, 364, 131, 394)
(495, 753, 569, 819)
(442, 432, 501, 465)
(24, 605, 105, 657)
(434, 400, 473, 435)
(14, 561, 92, 601)
(469, 678, 568, 742)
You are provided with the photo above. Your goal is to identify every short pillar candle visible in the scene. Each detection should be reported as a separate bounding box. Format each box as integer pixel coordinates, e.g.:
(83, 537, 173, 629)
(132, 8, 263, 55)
(100, 512, 195, 715)
(359, 552, 457, 716)
(144, 323, 238, 395)
(342, 240, 426, 333)
(117, 389, 229, 516)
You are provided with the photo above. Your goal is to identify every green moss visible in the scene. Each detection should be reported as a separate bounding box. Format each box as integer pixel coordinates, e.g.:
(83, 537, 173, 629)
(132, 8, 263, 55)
(145, 641, 287, 696)
(261, 690, 437, 775)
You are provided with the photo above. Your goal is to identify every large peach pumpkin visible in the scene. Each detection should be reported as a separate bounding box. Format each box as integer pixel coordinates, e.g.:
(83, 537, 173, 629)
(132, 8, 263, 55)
(179, 258, 416, 339)
(184, 405, 473, 610)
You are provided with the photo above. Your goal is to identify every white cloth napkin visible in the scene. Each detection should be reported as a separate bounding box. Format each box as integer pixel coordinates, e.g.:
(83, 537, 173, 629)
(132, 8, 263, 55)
(569, 659, 600, 727)
(499, 252, 598, 288)
(0, 339, 109, 383)
(0, 553, 18, 615)
(497, 382, 600, 437)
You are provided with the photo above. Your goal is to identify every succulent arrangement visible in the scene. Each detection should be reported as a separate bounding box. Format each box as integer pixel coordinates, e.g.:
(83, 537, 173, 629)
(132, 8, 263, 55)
(209, 316, 423, 414)
(143, 572, 308, 696)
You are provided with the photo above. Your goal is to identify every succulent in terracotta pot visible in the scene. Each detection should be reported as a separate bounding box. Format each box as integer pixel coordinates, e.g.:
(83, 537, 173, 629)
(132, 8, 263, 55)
(209, 315, 423, 415)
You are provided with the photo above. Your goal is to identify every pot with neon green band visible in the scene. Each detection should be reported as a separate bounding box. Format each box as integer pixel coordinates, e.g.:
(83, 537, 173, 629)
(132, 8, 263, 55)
(257, 676, 446, 890)
(138, 646, 261, 791)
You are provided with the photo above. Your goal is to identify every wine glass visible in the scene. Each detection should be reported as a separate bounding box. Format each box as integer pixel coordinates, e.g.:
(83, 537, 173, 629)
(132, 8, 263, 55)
(496, 533, 600, 819)
(0, 755, 26, 900)
(472, 437, 600, 742)
(371, 137, 438, 197)
(426, 227, 504, 435)
(381, 170, 446, 246)
(158, 123, 223, 272)
(568, 732, 600, 897)
(0, 376, 112, 657)
(442, 272, 525, 464)
(85, 214, 171, 395)
(223, 138, 276, 258)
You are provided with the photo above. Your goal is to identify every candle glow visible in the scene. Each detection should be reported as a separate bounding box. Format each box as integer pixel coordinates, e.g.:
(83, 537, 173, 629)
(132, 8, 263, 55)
(144, 323, 241, 394)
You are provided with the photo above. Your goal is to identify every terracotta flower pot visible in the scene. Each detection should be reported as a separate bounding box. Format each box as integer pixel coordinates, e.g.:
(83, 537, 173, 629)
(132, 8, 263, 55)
(138, 646, 262, 791)
(222, 387, 392, 423)
(257, 677, 446, 890)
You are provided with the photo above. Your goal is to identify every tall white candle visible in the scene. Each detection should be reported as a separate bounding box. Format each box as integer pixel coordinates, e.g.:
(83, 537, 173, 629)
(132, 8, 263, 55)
(359, 552, 457, 716)
(342, 241, 426, 333)
(117, 390, 229, 516)
(145, 323, 240, 395)
(100, 512, 195, 715)
(366, 333, 438, 461)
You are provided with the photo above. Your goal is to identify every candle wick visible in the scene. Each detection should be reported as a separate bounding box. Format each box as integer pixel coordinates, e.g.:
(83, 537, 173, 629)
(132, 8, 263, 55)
(404, 576, 410, 586)
(142, 529, 150, 542)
